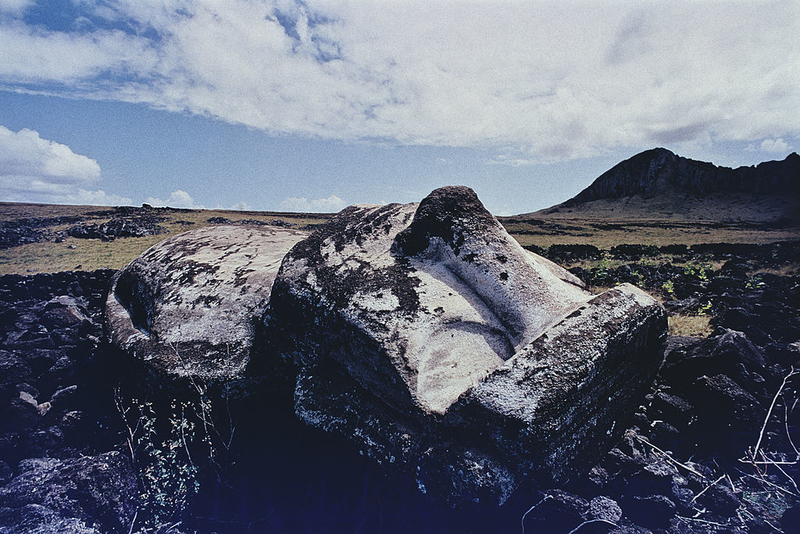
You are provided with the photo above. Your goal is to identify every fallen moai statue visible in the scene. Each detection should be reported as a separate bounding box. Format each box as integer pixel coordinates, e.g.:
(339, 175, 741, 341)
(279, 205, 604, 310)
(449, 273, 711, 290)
(263, 186, 667, 504)
(104, 187, 666, 505)
(105, 224, 307, 380)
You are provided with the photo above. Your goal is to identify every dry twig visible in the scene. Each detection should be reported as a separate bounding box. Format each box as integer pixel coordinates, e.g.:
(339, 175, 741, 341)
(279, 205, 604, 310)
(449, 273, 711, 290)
(752, 367, 798, 463)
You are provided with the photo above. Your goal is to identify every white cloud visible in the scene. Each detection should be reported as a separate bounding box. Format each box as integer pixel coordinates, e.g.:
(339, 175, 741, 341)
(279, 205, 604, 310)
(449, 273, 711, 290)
(70, 188, 132, 206)
(145, 189, 204, 209)
(760, 138, 791, 153)
(0, 0, 33, 16)
(279, 194, 347, 213)
(487, 155, 539, 167)
(229, 201, 252, 211)
(0, 125, 130, 205)
(0, 1, 798, 161)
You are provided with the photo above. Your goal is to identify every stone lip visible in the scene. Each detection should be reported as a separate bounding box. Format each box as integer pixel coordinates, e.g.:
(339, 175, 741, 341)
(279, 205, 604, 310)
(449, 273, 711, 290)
(264, 185, 667, 504)
(105, 224, 307, 381)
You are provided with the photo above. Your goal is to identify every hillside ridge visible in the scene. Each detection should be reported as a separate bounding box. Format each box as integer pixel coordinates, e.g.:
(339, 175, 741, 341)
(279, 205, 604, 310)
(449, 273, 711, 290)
(565, 148, 799, 205)
(536, 149, 799, 223)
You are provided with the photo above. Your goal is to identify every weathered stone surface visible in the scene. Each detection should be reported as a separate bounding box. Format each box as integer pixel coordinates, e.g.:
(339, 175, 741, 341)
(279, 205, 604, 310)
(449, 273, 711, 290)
(447, 283, 666, 485)
(0, 452, 136, 533)
(264, 186, 666, 503)
(106, 225, 307, 380)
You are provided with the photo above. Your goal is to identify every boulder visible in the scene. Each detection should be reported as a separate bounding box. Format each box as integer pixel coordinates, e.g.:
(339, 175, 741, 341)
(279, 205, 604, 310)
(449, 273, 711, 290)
(264, 186, 666, 503)
(0, 452, 137, 533)
(105, 225, 307, 380)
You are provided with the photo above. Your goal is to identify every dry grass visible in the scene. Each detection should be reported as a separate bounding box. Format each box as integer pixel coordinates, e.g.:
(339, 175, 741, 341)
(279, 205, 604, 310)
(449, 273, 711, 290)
(0, 202, 331, 275)
(668, 314, 713, 337)
(500, 217, 800, 249)
(2, 200, 798, 275)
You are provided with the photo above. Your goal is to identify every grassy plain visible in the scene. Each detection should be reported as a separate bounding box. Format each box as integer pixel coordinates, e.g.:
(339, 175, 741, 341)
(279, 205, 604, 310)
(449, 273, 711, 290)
(502, 217, 800, 250)
(2, 201, 799, 275)
(0, 202, 331, 275)
(2, 201, 798, 340)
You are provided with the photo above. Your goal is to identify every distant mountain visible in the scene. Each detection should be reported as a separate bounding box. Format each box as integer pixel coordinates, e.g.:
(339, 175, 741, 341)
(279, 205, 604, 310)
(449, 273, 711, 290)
(540, 149, 799, 222)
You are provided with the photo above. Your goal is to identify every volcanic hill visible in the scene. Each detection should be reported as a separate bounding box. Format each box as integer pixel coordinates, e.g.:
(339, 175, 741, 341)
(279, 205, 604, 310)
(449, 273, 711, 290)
(538, 148, 800, 224)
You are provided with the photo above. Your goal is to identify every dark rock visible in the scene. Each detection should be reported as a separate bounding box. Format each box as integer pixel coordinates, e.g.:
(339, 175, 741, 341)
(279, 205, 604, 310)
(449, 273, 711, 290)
(546, 244, 602, 261)
(0, 459, 10, 485)
(100, 216, 165, 238)
(66, 224, 105, 240)
(662, 297, 701, 315)
(650, 391, 694, 428)
(781, 503, 800, 533)
(670, 485, 695, 514)
(661, 330, 767, 389)
(610, 244, 660, 259)
(623, 494, 676, 528)
(686, 374, 764, 453)
(0, 504, 103, 533)
(626, 459, 678, 495)
(696, 482, 741, 516)
(522, 490, 589, 533)
(28, 426, 64, 455)
(708, 275, 743, 295)
(48, 385, 78, 409)
(660, 244, 689, 256)
(587, 465, 611, 490)
(0, 226, 48, 249)
(721, 258, 752, 275)
(1, 396, 39, 432)
(649, 420, 682, 451)
(589, 495, 623, 523)
(0, 216, 83, 250)
(0, 452, 137, 533)
(40, 296, 90, 330)
(68, 215, 166, 240)
(604, 447, 644, 473)
(105, 225, 308, 381)
(0, 351, 30, 399)
(58, 410, 86, 443)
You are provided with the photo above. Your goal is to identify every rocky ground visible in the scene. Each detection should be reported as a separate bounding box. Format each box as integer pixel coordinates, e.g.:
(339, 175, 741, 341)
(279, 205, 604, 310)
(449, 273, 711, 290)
(0, 206, 172, 250)
(0, 242, 798, 533)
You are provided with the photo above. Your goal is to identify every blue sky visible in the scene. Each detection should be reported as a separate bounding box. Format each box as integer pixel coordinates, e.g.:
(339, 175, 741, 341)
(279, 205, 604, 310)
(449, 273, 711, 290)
(0, 1, 797, 215)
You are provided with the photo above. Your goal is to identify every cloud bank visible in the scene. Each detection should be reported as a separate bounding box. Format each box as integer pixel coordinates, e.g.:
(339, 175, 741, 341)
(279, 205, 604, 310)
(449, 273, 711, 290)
(760, 138, 791, 154)
(1, 0, 797, 162)
(145, 190, 205, 209)
(0, 125, 130, 205)
(280, 194, 347, 213)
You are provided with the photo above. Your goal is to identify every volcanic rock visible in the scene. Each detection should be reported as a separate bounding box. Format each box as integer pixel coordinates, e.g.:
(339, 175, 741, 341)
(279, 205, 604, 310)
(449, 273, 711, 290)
(0, 451, 137, 534)
(68, 215, 167, 240)
(105, 225, 307, 380)
(264, 186, 666, 503)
